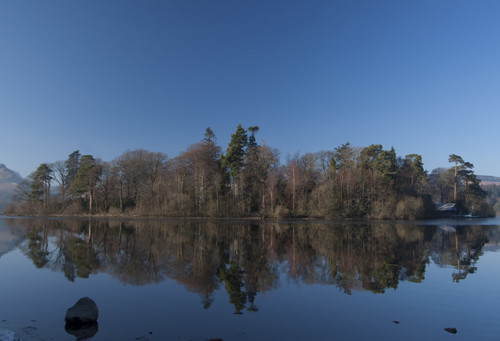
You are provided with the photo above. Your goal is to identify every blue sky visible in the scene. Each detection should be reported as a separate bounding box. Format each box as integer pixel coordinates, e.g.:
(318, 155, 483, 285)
(1, 0, 499, 177)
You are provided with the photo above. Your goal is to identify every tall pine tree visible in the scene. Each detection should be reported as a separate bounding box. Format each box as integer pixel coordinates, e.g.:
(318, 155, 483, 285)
(222, 124, 248, 178)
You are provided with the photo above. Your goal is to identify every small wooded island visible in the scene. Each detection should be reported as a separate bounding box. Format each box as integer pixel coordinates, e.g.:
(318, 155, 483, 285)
(4, 125, 494, 220)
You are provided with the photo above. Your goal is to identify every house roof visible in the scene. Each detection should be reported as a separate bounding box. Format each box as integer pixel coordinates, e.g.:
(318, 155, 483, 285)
(437, 203, 457, 211)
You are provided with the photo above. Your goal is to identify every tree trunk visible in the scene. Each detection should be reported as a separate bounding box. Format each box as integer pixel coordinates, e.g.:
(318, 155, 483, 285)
(454, 163, 458, 202)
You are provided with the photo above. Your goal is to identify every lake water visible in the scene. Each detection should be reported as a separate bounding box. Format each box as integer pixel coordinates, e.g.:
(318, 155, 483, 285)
(0, 217, 499, 340)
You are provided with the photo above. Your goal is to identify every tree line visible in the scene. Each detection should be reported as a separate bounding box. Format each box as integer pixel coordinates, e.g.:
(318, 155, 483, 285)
(5, 124, 494, 219)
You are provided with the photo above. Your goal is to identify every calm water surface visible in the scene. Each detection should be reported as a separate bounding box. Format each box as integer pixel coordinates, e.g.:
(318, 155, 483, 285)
(0, 217, 499, 340)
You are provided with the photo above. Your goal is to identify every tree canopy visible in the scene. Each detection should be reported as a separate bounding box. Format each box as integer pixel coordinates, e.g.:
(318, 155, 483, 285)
(5, 126, 494, 219)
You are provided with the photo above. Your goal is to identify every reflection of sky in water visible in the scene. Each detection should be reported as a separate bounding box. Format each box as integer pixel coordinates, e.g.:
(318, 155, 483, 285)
(414, 216, 500, 226)
(0, 218, 499, 340)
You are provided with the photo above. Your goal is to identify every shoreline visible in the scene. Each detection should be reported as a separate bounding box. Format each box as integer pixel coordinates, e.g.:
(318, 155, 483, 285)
(1, 212, 495, 225)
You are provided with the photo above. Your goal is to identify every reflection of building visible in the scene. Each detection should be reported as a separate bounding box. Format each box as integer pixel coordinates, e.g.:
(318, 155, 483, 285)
(483, 242, 500, 252)
(437, 225, 456, 233)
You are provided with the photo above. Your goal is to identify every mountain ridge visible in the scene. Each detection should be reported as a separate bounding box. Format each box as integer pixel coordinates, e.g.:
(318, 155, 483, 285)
(477, 175, 500, 185)
(0, 164, 24, 213)
(0, 164, 23, 185)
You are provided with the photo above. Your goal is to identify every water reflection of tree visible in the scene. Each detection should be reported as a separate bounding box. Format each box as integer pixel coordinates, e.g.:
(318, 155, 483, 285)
(22, 219, 101, 279)
(10, 219, 499, 311)
(27, 225, 49, 268)
(218, 261, 246, 314)
(432, 226, 487, 282)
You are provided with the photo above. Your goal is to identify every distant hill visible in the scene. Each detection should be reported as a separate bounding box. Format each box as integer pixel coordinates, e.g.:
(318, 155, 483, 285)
(478, 175, 500, 186)
(0, 164, 24, 213)
(0, 164, 23, 184)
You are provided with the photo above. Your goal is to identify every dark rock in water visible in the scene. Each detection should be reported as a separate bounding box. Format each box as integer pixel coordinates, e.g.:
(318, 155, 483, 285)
(392, 321, 400, 324)
(64, 297, 99, 323)
(65, 321, 98, 339)
(444, 327, 457, 334)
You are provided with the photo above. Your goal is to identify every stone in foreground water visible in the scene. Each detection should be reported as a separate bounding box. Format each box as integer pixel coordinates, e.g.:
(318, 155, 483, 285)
(64, 297, 99, 323)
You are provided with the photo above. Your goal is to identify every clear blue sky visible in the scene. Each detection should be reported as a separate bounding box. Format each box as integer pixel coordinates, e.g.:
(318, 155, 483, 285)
(1, 0, 499, 178)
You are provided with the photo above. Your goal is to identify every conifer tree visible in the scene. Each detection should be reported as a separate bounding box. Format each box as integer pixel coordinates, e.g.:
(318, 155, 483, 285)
(449, 154, 465, 202)
(247, 126, 259, 148)
(222, 124, 248, 178)
(30, 163, 53, 208)
(65, 150, 81, 183)
(73, 155, 101, 213)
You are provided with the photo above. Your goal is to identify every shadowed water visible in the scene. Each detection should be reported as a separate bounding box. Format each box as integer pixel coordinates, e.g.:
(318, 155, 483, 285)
(0, 217, 499, 340)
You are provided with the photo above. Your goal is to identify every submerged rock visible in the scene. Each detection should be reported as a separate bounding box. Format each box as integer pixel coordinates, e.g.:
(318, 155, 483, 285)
(64, 297, 99, 324)
(444, 327, 457, 334)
